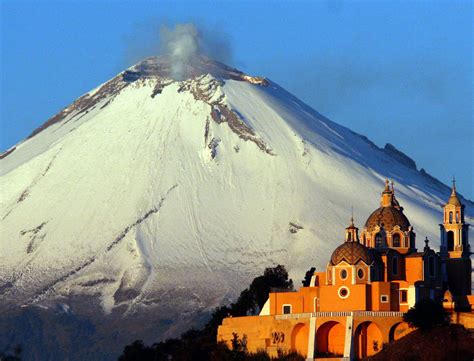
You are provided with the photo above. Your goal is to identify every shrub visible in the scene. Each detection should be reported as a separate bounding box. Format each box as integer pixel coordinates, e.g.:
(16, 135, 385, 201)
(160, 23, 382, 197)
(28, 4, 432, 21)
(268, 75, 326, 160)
(118, 265, 294, 361)
(403, 298, 449, 330)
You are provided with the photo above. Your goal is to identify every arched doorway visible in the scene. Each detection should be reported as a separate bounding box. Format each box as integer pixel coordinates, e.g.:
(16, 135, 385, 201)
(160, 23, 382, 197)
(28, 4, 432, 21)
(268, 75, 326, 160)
(315, 321, 345, 357)
(354, 321, 383, 359)
(389, 322, 410, 342)
(447, 231, 454, 251)
(291, 323, 309, 356)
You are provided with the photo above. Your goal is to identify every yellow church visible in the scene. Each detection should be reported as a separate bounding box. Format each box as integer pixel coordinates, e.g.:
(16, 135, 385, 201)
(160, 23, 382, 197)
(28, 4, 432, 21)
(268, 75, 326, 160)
(217, 180, 473, 359)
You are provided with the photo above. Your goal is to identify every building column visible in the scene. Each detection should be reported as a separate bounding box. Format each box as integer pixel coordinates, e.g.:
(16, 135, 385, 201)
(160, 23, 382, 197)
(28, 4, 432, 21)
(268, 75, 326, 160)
(343, 312, 354, 360)
(306, 316, 316, 361)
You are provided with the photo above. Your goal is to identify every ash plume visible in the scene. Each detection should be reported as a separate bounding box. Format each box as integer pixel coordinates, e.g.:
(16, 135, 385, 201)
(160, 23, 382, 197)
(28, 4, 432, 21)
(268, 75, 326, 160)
(125, 21, 233, 80)
(160, 24, 200, 80)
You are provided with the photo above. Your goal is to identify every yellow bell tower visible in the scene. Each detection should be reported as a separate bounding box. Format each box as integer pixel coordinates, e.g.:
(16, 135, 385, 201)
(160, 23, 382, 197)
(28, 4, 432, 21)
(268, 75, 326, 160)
(440, 178, 469, 258)
(345, 214, 359, 243)
(439, 178, 471, 296)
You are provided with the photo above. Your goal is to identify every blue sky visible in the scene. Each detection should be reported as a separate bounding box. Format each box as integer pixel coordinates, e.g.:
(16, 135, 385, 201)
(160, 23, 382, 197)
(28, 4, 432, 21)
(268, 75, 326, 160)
(1, 0, 472, 197)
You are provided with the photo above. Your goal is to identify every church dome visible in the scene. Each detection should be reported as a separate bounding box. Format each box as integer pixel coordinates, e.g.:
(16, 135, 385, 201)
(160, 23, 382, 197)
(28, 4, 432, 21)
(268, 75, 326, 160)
(364, 206, 410, 232)
(330, 241, 374, 265)
(447, 188, 461, 206)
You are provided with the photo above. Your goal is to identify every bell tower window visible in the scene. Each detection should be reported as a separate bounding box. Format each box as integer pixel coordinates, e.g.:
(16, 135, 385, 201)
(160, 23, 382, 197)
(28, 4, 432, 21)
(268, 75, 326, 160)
(449, 212, 453, 223)
(447, 231, 454, 251)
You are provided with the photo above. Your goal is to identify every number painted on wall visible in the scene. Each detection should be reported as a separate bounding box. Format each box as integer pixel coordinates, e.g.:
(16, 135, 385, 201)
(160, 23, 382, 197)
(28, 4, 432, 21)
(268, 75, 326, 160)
(271, 331, 285, 344)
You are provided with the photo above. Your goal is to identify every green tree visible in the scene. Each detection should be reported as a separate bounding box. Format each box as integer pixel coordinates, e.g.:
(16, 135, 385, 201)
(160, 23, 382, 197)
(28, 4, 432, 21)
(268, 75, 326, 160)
(403, 298, 449, 330)
(118, 265, 294, 361)
(301, 267, 316, 287)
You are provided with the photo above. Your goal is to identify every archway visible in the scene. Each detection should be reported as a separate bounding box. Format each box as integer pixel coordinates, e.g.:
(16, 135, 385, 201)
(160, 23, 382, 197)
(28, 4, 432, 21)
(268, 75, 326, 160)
(315, 321, 345, 357)
(354, 321, 383, 359)
(447, 231, 454, 251)
(389, 322, 410, 342)
(291, 323, 309, 357)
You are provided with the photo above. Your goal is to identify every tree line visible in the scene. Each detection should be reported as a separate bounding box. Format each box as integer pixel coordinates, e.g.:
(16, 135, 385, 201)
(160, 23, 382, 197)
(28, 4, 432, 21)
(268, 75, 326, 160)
(118, 265, 302, 361)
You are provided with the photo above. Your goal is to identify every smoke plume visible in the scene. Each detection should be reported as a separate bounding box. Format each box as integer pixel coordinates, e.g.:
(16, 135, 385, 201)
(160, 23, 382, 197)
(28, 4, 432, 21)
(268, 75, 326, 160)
(125, 21, 233, 80)
(160, 24, 200, 80)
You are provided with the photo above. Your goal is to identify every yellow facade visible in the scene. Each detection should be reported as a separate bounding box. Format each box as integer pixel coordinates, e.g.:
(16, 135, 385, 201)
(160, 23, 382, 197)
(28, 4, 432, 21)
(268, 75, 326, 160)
(217, 181, 472, 359)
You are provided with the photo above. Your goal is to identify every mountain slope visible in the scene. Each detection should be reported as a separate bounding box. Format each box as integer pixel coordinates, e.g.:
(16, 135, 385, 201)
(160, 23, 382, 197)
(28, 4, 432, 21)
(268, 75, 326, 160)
(0, 56, 471, 360)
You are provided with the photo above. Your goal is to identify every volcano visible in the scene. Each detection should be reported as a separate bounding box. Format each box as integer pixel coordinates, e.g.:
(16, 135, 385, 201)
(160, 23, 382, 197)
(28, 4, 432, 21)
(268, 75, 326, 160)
(0, 56, 472, 360)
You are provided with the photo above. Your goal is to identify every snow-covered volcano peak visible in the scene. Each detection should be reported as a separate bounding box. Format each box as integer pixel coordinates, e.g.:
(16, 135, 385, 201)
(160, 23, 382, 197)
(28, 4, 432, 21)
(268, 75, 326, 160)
(0, 56, 267, 165)
(0, 56, 472, 360)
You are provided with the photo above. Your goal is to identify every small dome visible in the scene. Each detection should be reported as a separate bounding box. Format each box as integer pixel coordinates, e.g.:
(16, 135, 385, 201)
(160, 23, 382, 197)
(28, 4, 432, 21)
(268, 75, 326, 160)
(448, 193, 461, 206)
(330, 242, 374, 265)
(364, 206, 410, 232)
(447, 179, 462, 206)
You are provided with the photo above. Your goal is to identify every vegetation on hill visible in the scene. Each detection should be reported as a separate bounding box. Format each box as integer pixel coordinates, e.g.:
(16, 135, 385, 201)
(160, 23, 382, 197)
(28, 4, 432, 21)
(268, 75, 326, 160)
(368, 299, 473, 361)
(403, 298, 450, 330)
(118, 265, 297, 361)
(366, 324, 474, 361)
(0, 345, 22, 361)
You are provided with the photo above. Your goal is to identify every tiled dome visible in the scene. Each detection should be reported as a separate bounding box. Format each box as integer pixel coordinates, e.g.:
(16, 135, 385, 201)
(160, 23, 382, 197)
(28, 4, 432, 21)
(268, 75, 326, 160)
(364, 206, 410, 232)
(330, 241, 374, 265)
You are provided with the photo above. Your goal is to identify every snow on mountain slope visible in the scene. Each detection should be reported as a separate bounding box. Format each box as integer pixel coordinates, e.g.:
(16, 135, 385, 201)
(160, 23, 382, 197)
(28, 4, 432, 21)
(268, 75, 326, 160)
(0, 55, 472, 358)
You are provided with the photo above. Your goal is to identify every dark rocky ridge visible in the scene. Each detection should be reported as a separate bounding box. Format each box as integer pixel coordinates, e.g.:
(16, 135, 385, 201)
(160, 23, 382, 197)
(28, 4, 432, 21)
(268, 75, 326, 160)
(383, 143, 417, 170)
(25, 75, 129, 142)
(126, 55, 266, 83)
(0, 146, 16, 159)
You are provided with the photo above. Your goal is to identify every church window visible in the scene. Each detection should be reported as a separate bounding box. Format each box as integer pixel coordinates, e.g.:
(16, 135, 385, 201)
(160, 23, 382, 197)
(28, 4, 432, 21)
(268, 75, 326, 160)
(338, 286, 350, 299)
(357, 268, 365, 279)
(380, 295, 389, 303)
(282, 305, 292, 314)
(375, 233, 383, 247)
(449, 212, 453, 223)
(447, 231, 454, 251)
(340, 269, 348, 280)
(392, 257, 399, 276)
(456, 212, 460, 223)
(400, 290, 408, 303)
(428, 256, 435, 277)
(392, 233, 401, 247)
